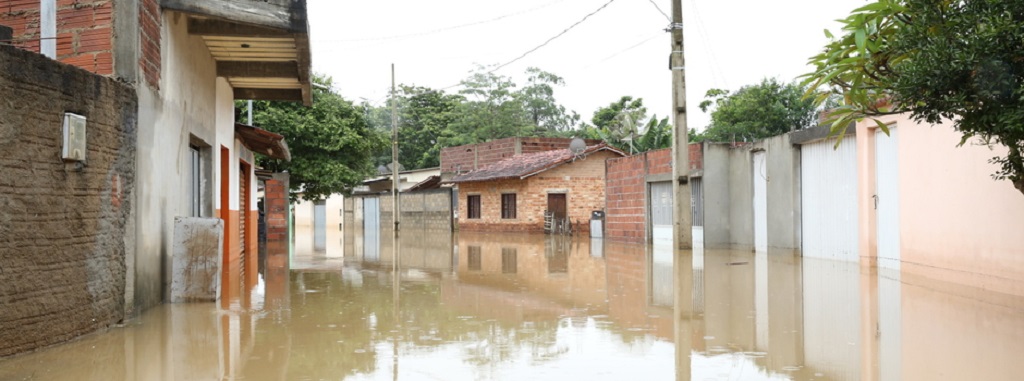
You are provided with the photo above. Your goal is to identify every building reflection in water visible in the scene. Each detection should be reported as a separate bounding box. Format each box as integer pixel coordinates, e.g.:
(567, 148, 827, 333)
(2, 225, 1024, 380)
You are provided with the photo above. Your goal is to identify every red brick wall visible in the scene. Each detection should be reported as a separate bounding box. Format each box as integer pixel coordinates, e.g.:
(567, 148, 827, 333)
(1, 0, 114, 74)
(138, 0, 160, 88)
(605, 152, 648, 242)
(0, 0, 160, 85)
(440, 137, 603, 176)
(456, 150, 617, 234)
(603, 145, 701, 243)
(264, 179, 289, 241)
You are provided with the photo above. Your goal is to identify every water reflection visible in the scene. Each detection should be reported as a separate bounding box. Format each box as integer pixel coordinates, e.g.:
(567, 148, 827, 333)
(1, 226, 1023, 380)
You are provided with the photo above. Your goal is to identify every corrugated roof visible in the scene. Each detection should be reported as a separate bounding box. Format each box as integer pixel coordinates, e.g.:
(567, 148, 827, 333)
(235, 123, 291, 161)
(448, 144, 624, 184)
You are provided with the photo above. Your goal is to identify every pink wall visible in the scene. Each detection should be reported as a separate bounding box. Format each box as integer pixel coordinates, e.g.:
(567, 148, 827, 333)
(856, 114, 1024, 296)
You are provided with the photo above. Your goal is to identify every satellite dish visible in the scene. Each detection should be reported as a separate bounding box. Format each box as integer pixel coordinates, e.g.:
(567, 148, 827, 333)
(569, 138, 587, 155)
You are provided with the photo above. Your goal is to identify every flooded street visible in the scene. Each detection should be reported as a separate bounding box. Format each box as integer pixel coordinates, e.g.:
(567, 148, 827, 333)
(2, 226, 1023, 380)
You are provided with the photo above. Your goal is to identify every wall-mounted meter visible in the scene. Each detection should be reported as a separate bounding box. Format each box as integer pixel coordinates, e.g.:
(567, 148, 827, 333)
(62, 112, 86, 162)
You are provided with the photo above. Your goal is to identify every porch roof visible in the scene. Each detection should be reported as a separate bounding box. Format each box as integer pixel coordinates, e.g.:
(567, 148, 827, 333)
(235, 123, 291, 161)
(161, 0, 312, 105)
(447, 144, 625, 184)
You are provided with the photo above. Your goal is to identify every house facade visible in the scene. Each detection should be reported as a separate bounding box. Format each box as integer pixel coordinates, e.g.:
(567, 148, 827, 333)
(0, 0, 310, 355)
(449, 144, 624, 234)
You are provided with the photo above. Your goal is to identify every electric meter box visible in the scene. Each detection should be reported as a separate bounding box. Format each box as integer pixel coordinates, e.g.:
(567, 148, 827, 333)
(62, 112, 86, 162)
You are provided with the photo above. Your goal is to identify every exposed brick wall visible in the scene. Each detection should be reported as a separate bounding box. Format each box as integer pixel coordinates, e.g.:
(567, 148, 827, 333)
(0, 0, 115, 75)
(440, 137, 603, 177)
(0, 44, 136, 357)
(456, 151, 618, 234)
(138, 0, 159, 88)
(264, 176, 289, 241)
(604, 145, 703, 242)
(605, 152, 648, 242)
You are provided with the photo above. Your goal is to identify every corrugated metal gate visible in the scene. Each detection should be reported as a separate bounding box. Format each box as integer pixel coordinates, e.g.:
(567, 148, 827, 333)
(690, 177, 704, 227)
(649, 181, 673, 245)
(363, 197, 380, 262)
(801, 137, 859, 261)
(313, 200, 326, 252)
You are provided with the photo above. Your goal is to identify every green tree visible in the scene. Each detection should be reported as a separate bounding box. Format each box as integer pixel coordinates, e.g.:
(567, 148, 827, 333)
(591, 96, 647, 130)
(518, 67, 580, 134)
(803, 0, 1024, 194)
(446, 67, 531, 146)
(581, 96, 670, 154)
(697, 78, 818, 142)
(242, 74, 388, 201)
(367, 86, 464, 170)
(443, 66, 580, 146)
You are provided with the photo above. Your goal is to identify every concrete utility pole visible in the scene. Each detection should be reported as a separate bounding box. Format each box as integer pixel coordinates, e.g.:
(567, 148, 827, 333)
(670, 0, 692, 250)
(391, 64, 400, 234)
(670, 1, 694, 379)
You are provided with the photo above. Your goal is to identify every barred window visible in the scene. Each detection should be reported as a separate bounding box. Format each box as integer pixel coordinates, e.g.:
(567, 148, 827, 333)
(501, 193, 517, 219)
(467, 195, 481, 219)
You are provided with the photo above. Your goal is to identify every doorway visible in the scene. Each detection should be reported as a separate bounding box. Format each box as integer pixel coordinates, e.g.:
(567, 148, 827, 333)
(547, 193, 567, 231)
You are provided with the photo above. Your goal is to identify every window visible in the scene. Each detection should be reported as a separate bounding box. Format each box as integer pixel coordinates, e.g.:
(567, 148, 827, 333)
(467, 195, 481, 219)
(501, 248, 517, 274)
(501, 193, 517, 219)
(468, 246, 482, 271)
(188, 144, 202, 217)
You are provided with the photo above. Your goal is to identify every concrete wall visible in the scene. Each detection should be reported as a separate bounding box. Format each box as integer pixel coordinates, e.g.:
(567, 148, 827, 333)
(132, 11, 255, 313)
(455, 150, 617, 234)
(703, 135, 800, 252)
(855, 114, 1024, 297)
(0, 44, 136, 357)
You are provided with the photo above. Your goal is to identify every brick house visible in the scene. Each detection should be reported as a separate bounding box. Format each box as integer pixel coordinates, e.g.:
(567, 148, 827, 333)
(449, 144, 625, 234)
(0, 0, 310, 355)
(440, 137, 603, 181)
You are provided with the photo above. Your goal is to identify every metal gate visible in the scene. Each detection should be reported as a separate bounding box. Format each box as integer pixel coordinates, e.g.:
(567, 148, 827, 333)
(313, 200, 326, 252)
(690, 177, 704, 227)
(801, 137, 859, 261)
(753, 151, 768, 252)
(649, 181, 673, 246)
(363, 197, 380, 262)
(875, 127, 901, 269)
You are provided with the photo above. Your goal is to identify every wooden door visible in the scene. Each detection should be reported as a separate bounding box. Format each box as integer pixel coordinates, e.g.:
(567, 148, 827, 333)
(547, 193, 566, 220)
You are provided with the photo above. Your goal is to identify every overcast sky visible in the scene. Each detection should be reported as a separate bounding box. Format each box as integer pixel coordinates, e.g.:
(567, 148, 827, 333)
(308, 0, 867, 132)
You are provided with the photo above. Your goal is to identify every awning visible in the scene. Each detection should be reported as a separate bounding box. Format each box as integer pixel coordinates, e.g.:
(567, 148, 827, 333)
(162, 0, 312, 105)
(235, 123, 291, 161)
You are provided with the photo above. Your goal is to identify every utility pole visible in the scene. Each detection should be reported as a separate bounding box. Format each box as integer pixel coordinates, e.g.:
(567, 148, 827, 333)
(391, 64, 400, 235)
(670, 1, 694, 379)
(670, 0, 692, 250)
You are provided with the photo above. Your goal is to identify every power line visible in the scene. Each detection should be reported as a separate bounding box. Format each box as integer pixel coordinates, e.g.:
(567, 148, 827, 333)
(315, 0, 567, 43)
(583, 30, 664, 70)
(646, 0, 672, 22)
(488, 0, 618, 74)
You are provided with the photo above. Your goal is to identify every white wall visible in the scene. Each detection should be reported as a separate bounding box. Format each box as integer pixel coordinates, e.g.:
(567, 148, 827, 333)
(132, 11, 235, 312)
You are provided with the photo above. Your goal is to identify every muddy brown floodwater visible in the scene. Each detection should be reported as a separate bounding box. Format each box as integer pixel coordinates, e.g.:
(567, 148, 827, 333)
(1, 226, 1023, 380)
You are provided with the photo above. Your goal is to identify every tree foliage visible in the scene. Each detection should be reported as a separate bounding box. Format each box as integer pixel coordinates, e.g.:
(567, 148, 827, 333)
(802, 0, 1024, 194)
(581, 96, 671, 154)
(241, 74, 388, 201)
(366, 66, 581, 168)
(695, 78, 817, 142)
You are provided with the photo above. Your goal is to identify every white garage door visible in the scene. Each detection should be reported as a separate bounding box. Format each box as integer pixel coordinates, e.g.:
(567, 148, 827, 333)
(649, 181, 673, 247)
(801, 137, 859, 261)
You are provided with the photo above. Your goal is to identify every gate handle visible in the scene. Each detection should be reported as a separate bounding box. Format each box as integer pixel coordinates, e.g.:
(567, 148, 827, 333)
(872, 194, 879, 209)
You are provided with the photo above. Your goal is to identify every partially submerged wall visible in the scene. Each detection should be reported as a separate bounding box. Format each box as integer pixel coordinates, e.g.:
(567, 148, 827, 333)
(703, 135, 800, 252)
(0, 44, 136, 357)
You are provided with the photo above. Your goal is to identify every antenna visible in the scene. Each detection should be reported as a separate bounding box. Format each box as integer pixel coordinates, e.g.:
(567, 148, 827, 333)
(569, 138, 587, 161)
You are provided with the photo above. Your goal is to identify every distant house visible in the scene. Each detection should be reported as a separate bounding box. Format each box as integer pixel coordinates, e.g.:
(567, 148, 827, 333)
(448, 144, 625, 234)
